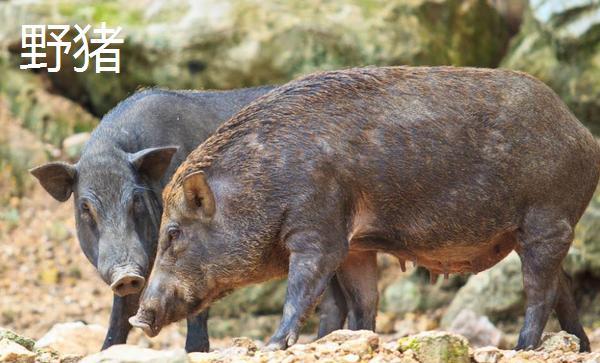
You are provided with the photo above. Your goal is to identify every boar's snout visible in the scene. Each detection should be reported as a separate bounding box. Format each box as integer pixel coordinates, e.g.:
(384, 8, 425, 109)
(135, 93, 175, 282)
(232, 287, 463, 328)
(111, 273, 145, 296)
(129, 306, 160, 337)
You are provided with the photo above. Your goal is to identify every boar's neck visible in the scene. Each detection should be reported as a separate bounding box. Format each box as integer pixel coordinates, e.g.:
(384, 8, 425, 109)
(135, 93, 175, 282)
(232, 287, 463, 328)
(83, 85, 276, 188)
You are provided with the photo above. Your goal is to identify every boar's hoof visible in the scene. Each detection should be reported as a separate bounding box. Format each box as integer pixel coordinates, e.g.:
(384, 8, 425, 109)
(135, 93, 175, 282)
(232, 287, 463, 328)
(265, 332, 298, 351)
(111, 274, 145, 296)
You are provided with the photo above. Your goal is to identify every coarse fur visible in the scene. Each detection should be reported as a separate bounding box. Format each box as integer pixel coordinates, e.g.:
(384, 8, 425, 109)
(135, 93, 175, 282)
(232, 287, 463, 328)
(135, 66, 600, 352)
(30, 85, 276, 352)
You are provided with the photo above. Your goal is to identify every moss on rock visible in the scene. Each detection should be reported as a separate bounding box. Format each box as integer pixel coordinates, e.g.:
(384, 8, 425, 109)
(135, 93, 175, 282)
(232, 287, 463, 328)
(397, 331, 470, 363)
(0, 327, 35, 351)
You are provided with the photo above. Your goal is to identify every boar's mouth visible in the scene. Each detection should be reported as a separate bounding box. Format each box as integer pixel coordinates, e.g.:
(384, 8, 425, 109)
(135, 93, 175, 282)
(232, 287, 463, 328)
(129, 310, 162, 338)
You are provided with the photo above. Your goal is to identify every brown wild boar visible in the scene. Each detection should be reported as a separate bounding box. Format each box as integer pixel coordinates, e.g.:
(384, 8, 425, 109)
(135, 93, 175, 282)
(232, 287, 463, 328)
(130, 66, 599, 352)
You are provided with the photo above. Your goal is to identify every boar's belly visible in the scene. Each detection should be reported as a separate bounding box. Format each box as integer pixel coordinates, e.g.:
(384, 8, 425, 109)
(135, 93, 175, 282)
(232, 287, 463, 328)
(351, 229, 518, 275)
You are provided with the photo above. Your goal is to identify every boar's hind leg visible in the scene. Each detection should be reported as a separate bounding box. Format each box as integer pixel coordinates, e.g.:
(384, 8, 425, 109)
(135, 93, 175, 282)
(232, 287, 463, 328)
(335, 251, 378, 331)
(101, 294, 139, 349)
(267, 230, 347, 350)
(185, 309, 210, 352)
(515, 214, 574, 351)
(317, 276, 348, 338)
(555, 269, 590, 352)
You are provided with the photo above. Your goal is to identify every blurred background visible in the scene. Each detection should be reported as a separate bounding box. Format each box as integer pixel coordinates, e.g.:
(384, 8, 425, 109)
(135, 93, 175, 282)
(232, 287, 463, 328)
(0, 0, 599, 353)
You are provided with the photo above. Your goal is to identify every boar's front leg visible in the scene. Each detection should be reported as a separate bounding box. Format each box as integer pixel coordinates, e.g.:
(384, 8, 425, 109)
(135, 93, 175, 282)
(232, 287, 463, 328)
(184, 310, 210, 352)
(316, 276, 348, 338)
(101, 294, 139, 349)
(515, 213, 588, 350)
(267, 230, 347, 350)
(335, 251, 378, 331)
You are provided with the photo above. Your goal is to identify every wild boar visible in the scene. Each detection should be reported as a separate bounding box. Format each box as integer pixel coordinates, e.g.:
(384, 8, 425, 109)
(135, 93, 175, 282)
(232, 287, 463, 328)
(30, 86, 275, 351)
(131, 66, 598, 352)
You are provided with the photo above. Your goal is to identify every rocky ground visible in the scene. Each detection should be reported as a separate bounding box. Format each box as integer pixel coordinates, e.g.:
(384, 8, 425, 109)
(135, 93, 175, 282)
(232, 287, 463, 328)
(2, 327, 600, 363)
(1, 0, 600, 362)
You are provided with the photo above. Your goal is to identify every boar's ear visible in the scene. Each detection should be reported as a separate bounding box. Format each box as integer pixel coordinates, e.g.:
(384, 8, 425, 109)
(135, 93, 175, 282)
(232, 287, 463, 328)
(182, 171, 215, 218)
(29, 162, 77, 202)
(129, 146, 179, 181)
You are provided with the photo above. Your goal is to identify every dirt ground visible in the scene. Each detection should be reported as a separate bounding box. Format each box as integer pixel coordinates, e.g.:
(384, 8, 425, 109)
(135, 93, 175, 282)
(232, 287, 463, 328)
(0, 187, 199, 349)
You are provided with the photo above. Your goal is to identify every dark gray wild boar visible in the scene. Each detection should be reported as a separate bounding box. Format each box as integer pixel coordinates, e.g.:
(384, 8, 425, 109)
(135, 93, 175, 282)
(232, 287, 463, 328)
(131, 66, 599, 352)
(30, 86, 274, 352)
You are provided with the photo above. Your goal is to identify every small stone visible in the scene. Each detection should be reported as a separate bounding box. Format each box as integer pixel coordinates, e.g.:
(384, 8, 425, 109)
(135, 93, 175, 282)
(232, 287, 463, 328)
(472, 346, 503, 363)
(287, 343, 310, 353)
(33, 347, 65, 363)
(448, 309, 503, 348)
(397, 331, 470, 363)
(539, 331, 580, 353)
(502, 350, 517, 359)
(80, 344, 188, 363)
(0, 338, 35, 363)
(188, 351, 220, 363)
(376, 312, 396, 334)
(398, 349, 420, 363)
(342, 353, 360, 362)
(314, 341, 340, 356)
(0, 328, 36, 351)
(35, 321, 106, 357)
(39, 266, 60, 285)
(232, 337, 257, 353)
(317, 329, 379, 355)
(583, 352, 600, 363)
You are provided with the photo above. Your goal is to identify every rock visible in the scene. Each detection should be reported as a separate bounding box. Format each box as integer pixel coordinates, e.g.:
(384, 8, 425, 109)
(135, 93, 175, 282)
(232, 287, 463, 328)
(0, 62, 98, 146)
(316, 330, 379, 356)
(187, 352, 221, 363)
(539, 331, 580, 353)
(501, 0, 600, 131)
(315, 329, 379, 350)
(393, 313, 439, 338)
(381, 267, 468, 316)
(375, 312, 396, 334)
(381, 277, 422, 315)
(208, 315, 281, 339)
(0, 97, 51, 201)
(211, 280, 287, 318)
(472, 346, 503, 363)
(231, 337, 257, 353)
(34, 347, 68, 363)
(0, 338, 35, 363)
(62, 132, 91, 160)
(397, 331, 470, 363)
(81, 344, 188, 363)
(441, 252, 524, 327)
(35, 321, 106, 357)
(187, 351, 222, 363)
(1, 0, 510, 116)
(0, 328, 35, 351)
(575, 183, 600, 278)
(447, 309, 504, 348)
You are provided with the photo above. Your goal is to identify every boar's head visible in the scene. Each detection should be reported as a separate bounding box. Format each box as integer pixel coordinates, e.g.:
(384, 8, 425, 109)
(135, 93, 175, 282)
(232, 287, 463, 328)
(130, 169, 285, 337)
(30, 146, 178, 297)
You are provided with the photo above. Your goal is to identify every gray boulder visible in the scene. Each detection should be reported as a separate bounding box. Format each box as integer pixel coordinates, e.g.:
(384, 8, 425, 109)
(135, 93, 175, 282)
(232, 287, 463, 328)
(502, 0, 600, 130)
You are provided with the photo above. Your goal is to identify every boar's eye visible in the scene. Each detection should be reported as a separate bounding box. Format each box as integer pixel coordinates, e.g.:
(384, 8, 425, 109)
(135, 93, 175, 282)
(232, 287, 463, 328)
(133, 194, 145, 214)
(168, 226, 181, 243)
(80, 201, 94, 223)
(163, 226, 181, 252)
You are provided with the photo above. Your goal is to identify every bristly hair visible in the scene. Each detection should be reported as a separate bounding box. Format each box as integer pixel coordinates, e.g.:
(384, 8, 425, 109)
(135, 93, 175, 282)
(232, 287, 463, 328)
(165, 66, 394, 198)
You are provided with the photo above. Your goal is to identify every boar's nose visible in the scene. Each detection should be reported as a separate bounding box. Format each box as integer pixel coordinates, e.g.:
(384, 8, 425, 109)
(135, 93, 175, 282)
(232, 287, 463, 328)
(129, 306, 159, 337)
(111, 273, 146, 296)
